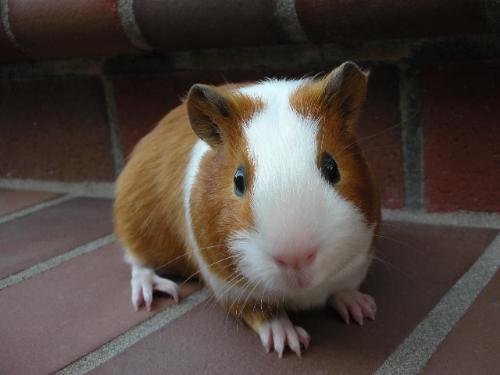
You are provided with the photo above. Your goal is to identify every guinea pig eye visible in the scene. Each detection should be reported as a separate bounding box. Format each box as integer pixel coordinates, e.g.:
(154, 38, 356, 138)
(234, 167, 245, 197)
(320, 152, 340, 185)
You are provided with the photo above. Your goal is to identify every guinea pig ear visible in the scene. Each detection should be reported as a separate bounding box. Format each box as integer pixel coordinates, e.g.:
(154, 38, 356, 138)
(186, 84, 231, 147)
(321, 61, 369, 132)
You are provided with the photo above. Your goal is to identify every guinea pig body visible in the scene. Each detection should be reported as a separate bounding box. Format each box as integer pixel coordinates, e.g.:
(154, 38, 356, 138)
(114, 62, 380, 357)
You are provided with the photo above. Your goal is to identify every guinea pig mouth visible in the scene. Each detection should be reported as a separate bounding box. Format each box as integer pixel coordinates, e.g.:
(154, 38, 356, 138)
(281, 270, 314, 290)
(285, 274, 311, 289)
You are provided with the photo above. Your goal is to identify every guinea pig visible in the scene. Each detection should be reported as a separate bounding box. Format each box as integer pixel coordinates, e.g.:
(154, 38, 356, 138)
(114, 61, 380, 357)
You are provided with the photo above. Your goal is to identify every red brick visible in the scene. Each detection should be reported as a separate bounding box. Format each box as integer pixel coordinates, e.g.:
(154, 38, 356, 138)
(91, 223, 497, 374)
(0, 188, 59, 216)
(7, 0, 135, 60)
(295, 0, 489, 43)
(113, 70, 260, 157)
(113, 75, 179, 158)
(0, 243, 201, 375)
(358, 66, 404, 209)
(133, 0, 286, 51)
(422, 270, 500, 375)
(0, 197, 112, 278)
(421, 61, 500, 212)
(0, 77, 114, 181)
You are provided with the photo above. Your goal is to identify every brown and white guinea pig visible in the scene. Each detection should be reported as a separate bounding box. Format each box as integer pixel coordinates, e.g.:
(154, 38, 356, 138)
(114, 61, 380, 357)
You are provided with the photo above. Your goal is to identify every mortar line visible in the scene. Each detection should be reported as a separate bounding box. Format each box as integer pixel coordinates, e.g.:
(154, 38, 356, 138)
(100, 73, 125, 176)
(117, 0, 152, 51)
(0, 194, 73, 225)
(0, 178, 114, 198)
(374, 233, 500, 375)
(56, 288, 210, 375)
(398, 64, 423, 210)
(0, 0, 24, 52)
(273, 0, 308, 43)
(382, 209, 500, 229)
(0, 234, 115, 290)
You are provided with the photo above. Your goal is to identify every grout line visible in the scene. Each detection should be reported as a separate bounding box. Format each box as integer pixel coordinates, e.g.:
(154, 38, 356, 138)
(56, 288, 210, 375)
(0, 234, 115, 290)
(382, 209, 500, 229)
(100, 73, 125, 176)
(117, 0, 152, 51)
(398, 64, 423, 210)
(273, 0, 308, 43)
(0, 194, 73, 224)
(0, 0, 25, 52)
(0, 179, 114, 198)
(374, 233, 500, 375)
(0, 181, 498, 229)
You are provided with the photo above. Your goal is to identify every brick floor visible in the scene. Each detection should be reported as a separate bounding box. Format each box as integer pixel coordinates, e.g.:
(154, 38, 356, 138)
(0, 188, 498, 375)
(0, 188, 59, 216)
(90, 222, 498, 375)
(0, 197, 113, 279)
(0, 243, 200, 375)
(421, 270, 500, 375)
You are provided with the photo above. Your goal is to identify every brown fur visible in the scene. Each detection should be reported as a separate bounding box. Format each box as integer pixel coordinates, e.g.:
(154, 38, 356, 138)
(189, 91, 262, 283)
(114, 83, 265, 333)
(114, 105, 198, 277)
(114, 66, 380, 336)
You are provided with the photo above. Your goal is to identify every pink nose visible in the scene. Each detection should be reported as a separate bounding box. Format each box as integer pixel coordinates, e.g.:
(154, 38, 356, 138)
(273, 248, 318, 270)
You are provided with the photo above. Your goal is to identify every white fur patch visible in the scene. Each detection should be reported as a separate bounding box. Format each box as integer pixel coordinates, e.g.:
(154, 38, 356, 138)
(227, 79, 374, 309)
(183, 140, 239, 299)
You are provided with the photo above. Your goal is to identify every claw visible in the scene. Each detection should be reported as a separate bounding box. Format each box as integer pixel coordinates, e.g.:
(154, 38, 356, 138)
(329, 290, 377, 326)
(271, 320, 285, 357)
(259, 325, 273, 352)
(296, 327, 310, 350)
(258, 315, 310, 357)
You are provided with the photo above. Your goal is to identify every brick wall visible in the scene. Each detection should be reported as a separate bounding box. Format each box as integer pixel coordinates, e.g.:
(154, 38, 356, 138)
(0, 2, 499, 214)
(1, 55, 498, 213)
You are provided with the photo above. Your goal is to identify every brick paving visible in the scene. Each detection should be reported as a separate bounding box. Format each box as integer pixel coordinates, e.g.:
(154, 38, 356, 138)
(0, 188, 59, 216)
(0, 188, 499, 375)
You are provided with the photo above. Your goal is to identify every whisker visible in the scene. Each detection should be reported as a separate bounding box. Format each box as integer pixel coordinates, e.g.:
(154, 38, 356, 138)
(178, 254, 240, 287)
(238, 280, 261, 320)
(368, 254, 419, 286)
(203, 273, 244, 311)
(151, 242, 229, 271)
(153, 252, 190, 271)
(373, 233, 418, 252)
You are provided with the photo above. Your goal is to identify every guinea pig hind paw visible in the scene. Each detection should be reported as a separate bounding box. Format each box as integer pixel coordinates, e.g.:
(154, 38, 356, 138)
(329, 290, 377, 326)
(258, 316, 310, 358)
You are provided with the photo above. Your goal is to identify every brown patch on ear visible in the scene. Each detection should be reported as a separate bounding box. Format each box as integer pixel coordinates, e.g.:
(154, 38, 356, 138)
(323, 62, 369, 125)
(187, 84, 263, 148)
(291, 61, 369, 134)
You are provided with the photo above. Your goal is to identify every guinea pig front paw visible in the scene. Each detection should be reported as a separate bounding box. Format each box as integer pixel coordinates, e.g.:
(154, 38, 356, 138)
(258, 315, 310, 358)
(329, 289, 376, 326)
(131, 264, 179, 311)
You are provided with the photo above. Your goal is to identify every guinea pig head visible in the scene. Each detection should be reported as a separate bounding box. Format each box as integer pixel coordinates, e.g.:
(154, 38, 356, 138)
(187, 62, 380, 300)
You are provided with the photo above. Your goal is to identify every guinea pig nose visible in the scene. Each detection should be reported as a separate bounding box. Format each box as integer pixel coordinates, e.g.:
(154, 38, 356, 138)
(273, 248, 318, 270)
(304, 249, 317, 265)
(273, 256, 289, 268)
